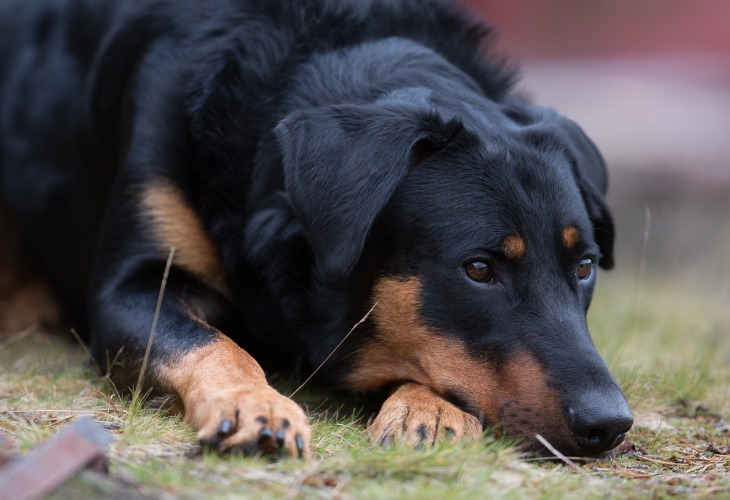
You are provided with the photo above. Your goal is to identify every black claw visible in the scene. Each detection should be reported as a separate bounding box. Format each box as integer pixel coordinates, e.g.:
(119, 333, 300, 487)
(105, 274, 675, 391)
(256, 416, 268, 425)
(380, 434, 394, 447)
(281, 418, 291, 429)
(258, 427, 274, 444)
(276, 429, 286, 447)
(444, 427, 456, 440)
(295, 435, 305, 458)
(217, 419, 233, 437)
(415, 424, 429, 447)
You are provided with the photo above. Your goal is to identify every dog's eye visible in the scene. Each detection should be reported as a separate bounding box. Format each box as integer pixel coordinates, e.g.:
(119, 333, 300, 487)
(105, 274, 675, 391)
(577, 258, 593, 280)
(464, 261, 494, 283)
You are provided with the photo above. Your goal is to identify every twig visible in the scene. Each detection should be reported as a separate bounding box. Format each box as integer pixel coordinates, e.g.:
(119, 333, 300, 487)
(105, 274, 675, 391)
(92, 389, 122, 414)
(135, 247, 176, 395)
(0, 325, 37, 352)
(535, 434, 582, 471)
(289, 302, 377, 399)
(69, 328, 91, 360)
(635, 455, 687, 466)
(1, 410, 114, 415)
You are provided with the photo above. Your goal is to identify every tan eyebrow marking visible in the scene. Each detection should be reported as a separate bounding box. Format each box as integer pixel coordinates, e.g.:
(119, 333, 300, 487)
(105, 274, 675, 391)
(562, 225, 581, 250)
(501, 235, 526, 260)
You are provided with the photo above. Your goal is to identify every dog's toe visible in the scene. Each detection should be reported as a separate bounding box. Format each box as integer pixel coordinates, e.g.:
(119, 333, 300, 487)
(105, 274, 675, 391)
(192, 386, 311, 458)
(369, 383, 482, 447)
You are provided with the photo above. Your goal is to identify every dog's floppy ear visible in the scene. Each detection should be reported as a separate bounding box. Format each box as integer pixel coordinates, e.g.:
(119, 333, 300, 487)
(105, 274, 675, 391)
(553, 117, 615, 269)
(276, 104, 461, 279)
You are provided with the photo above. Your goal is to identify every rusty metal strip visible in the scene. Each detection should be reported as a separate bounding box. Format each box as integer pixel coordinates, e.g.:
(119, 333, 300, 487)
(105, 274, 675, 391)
(0, 417, 112, 500)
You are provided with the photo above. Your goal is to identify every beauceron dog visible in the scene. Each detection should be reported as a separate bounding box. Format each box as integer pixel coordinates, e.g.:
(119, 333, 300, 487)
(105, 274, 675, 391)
(0, 0, 633, 458)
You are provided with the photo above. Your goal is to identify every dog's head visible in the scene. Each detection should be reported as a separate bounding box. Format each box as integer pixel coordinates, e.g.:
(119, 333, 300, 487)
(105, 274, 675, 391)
(275, 90, 632, 456)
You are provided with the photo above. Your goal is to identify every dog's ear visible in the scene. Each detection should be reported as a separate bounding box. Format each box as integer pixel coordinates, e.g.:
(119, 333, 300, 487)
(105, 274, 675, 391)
(276, 104, 462, 279)
(552, 117, 615, 269)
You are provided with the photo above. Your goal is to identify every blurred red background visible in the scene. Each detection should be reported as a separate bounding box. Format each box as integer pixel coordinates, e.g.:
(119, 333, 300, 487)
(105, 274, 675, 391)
(460, 1, 730, 287)
(463, 0, 730, 58)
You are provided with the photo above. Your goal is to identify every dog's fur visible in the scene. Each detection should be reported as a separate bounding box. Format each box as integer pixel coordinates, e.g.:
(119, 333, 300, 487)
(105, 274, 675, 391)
(0, 0, 632, 457)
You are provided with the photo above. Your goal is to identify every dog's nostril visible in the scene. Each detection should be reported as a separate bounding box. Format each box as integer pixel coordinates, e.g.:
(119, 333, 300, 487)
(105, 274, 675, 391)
(569, 400, 633, 456)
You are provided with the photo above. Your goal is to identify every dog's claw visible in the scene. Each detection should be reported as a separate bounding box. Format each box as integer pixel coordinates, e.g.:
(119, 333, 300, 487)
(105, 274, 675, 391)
(275, 429, 286, 447)
(258, 427, 274, 442)
(295, 435, 305, 458)
(217, 419, 233, 437)
(192, 386, 311, 459)
(380, 434, 394, 447)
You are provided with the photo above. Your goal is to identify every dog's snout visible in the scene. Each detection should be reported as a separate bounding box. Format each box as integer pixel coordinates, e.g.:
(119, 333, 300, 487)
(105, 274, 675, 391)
(568, 390, 633, 456)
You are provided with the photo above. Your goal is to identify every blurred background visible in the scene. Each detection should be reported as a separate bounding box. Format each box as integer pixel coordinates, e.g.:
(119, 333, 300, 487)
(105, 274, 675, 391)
(463, 0, 730, 295)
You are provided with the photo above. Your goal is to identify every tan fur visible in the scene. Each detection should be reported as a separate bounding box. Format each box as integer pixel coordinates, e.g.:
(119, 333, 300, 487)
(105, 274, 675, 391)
(345, 277, 501, 421)
(497, 351, 575, 450)
(502, 235, 526, 260)
(562, 225, 581, 250)
(140, 180, 229, 294)
(368, 382, 482, 446)
(157, 333, 311, 457)
(350, 277, 572, 449)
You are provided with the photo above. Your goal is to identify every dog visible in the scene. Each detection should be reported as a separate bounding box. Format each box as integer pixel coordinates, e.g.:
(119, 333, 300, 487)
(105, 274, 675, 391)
(0, 0, 632, 458)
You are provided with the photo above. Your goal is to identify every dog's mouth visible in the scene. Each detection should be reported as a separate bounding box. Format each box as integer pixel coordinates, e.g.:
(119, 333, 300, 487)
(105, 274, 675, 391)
(496, 397, 633, 458)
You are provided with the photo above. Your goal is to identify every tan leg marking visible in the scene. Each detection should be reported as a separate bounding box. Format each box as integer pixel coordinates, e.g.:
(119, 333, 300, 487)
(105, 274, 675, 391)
(350, 277, 573, 450)
(562, 225, 581, 250)
(140, 180, 229, 295)
(157, 333, 310, 458)
(502, 234, 526, 260)
(368, 383, 482, 447)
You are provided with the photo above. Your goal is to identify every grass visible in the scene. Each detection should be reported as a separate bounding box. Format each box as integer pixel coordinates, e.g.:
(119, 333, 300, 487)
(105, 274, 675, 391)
(1, 268, 729, 498)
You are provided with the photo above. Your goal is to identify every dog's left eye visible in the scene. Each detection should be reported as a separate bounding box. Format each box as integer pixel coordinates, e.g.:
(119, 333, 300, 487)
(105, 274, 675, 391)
(577, 258, 594, 280)
(464, 261, 495, 283)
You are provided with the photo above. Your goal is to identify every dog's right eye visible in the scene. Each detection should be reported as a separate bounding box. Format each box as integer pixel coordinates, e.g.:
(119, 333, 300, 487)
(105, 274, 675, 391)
(464, 261, 494, 283)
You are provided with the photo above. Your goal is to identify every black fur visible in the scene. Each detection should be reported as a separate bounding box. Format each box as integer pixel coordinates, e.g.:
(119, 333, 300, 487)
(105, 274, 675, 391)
(0, 0, 631, 457)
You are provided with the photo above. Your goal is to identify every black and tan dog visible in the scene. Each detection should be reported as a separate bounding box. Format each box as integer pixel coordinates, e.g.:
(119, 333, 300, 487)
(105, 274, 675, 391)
(0, 0, 632, 458)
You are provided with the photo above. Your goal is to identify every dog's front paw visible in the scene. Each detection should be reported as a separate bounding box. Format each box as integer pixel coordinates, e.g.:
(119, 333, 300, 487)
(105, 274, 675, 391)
(188, 386, 311, 458)
(368, 383, 482, 448)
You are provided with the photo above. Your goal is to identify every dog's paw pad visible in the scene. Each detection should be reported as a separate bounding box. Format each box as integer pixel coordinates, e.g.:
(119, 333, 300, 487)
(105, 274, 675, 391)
(192, 386, 311, 458)
(368, 383, 482, 448)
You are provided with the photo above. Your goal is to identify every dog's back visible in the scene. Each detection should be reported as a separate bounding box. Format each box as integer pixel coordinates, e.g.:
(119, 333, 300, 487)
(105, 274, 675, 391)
(0, 0, 509, 321)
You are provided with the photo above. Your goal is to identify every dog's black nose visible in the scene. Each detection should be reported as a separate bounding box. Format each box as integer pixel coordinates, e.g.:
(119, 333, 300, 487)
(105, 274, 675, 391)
(568, 391, 633, 456)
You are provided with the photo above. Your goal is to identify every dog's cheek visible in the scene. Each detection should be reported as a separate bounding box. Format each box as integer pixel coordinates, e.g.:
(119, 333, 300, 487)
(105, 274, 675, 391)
(344, 276, 576, 450)
(344, 276, 502, 424)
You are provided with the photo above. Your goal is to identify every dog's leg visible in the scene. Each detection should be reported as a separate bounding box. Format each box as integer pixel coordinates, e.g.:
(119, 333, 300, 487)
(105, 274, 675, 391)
(88, 181, 310, 458)
(159, 330, 311, 458)
(368, 383, 482, 447)
(91, 266, 310, 458)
